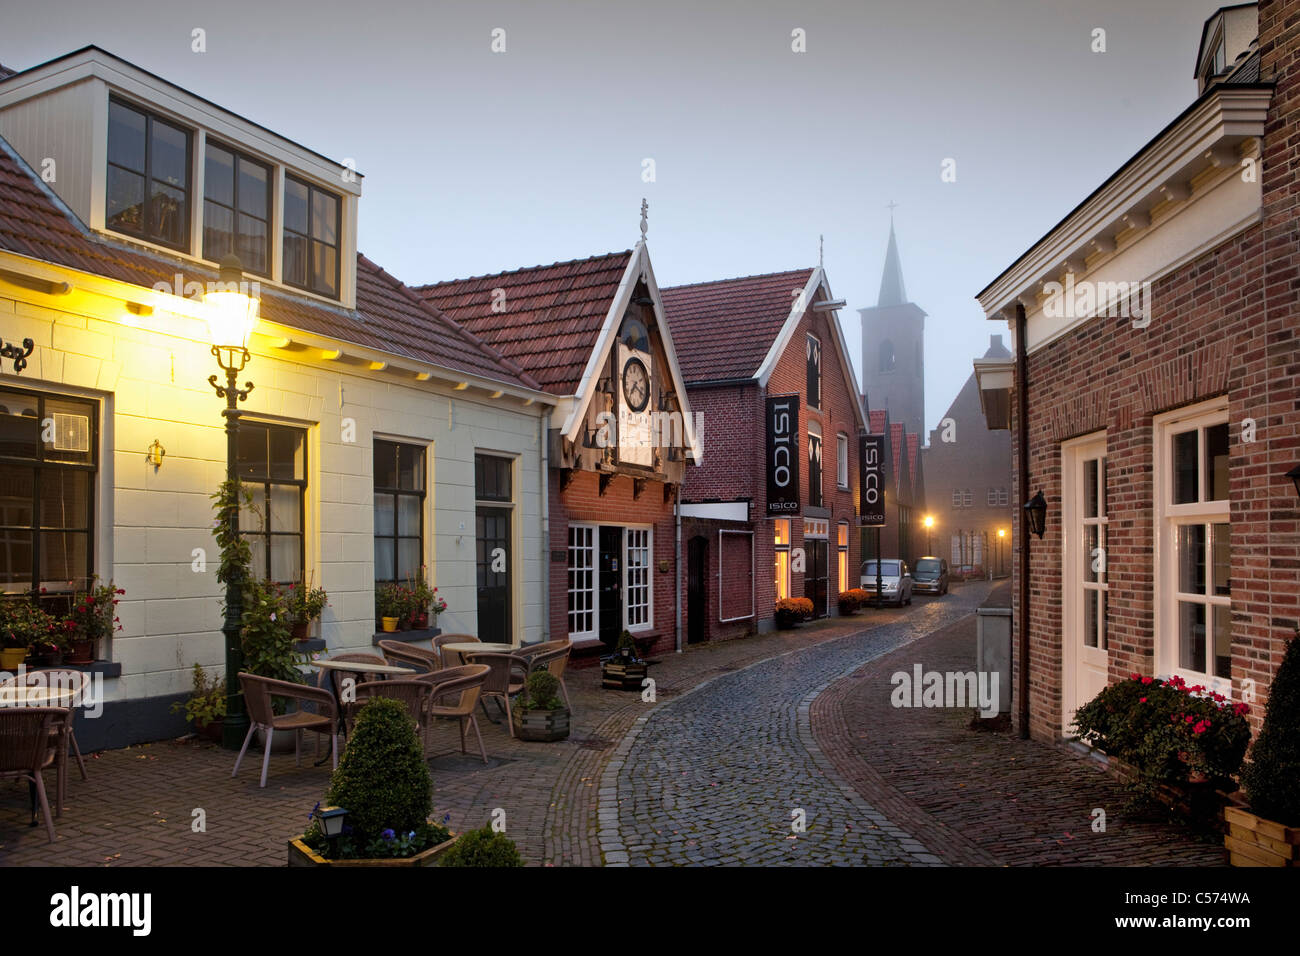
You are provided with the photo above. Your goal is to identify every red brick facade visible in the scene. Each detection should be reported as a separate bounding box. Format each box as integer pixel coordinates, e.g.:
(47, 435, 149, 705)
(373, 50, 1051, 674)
(1007, 0, 1300, 741)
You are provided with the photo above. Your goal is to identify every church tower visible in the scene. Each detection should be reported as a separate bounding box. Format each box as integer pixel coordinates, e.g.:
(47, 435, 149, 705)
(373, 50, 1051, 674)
(859, 220, 926, 439)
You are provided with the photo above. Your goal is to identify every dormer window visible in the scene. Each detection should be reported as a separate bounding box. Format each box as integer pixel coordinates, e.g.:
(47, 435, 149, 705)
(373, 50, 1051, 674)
(106, 98, 191, 251)
(283, 175, 340, 298)
(203, 142, 271, 276)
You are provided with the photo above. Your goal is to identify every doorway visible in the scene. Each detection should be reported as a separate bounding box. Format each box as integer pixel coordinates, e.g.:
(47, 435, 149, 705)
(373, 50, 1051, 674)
(687, 535, 708, 644)
(804, 538, 828, 618)
(1062, 434, 1109, 734)
(475, 506, 511, 643)
(598, 525, 623, 648)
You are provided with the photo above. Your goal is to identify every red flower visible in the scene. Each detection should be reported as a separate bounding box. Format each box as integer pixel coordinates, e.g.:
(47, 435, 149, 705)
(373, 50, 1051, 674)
(1141, 677, 1152, 685)
(115, 588, 125, 595)
(1139, 697, 1148, 703)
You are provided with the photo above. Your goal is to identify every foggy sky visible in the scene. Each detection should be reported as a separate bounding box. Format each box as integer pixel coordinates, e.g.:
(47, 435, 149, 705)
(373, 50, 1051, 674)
(0, 0, 1230, 435)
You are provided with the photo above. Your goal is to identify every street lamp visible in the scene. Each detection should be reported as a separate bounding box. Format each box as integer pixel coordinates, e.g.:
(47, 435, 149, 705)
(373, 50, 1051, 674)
(204, 255, 258, 750)
(923, 514, 934, 556)
(1024, 490, 1047, 539)
(997, 527, 1006, 577)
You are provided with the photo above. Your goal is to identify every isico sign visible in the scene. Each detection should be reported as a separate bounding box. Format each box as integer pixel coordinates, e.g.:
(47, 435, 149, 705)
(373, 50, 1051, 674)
(859, 433, 886, 526)
(765, 395, 800, 515)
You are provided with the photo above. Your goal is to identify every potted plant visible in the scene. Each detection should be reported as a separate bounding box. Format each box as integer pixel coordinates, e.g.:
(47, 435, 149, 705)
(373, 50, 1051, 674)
(1230, 630, 1300, 866)
(601, 629, 650, 690)
(24, 602, 63, 666)
(289, 697, 458, 867)
(775, 597, 814, 629)
(837, 589, 869, 616)
(1074, 673, 1250, 822)
(288, 577, 328, 642)
(170, 662, 227, 742)
(512, 669, 570, 742)
(65, 577, 124, 663)
(0, 600, 30, 671)
(241, 577, 309, 749)
(376, 583, 403, 633)
(437, 825, 523, 867)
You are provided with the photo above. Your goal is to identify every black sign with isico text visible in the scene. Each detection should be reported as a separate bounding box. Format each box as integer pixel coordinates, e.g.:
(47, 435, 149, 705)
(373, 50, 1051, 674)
(859, 433, 886, 526)
(765, 395, 800, 515)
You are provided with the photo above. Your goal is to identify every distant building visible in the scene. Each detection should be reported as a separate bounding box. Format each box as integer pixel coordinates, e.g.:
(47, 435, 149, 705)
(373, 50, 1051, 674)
(858, 220, 926, 439)
(923, 335, 1013, 573)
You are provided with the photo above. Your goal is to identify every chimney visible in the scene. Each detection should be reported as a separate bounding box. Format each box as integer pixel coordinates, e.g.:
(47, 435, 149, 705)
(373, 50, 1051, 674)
(990, 334, 1002, 349)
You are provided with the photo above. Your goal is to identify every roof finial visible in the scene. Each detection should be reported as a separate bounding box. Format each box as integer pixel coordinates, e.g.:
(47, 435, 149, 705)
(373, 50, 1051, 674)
(886, 199, 898, 221)
(819, 234, 824, 269)
(640, 198, 648, 242)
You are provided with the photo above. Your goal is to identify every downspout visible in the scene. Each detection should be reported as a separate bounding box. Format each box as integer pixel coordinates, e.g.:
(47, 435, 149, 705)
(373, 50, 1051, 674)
(675, 485, 682, 654)
(1015, 302, 1031, 740)
(540, 408, 550, 644)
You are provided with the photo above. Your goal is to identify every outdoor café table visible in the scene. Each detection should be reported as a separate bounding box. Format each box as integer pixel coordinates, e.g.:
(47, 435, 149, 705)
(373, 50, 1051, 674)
(441, 642, 514, 666)
(0, 684, 76, 822)
(307, 658, 414, 763)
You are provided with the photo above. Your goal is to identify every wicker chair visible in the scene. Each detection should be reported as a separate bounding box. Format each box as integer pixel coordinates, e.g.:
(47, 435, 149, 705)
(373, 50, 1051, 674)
(462, 650, 528, 737)
(435, 633, 478, 668)
(348, 679, 436, 753)
(421, 664, 490, 763)
(22, 669, 91, 815)
(523, 641, 574, 713)
(377, 640, 440, 675)
(0, 707, 60, 842)
(232, 673, 339, 788)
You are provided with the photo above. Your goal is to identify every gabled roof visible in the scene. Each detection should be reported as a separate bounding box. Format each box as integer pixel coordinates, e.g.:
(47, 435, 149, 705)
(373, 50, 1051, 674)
(661, 268, 814, 383)
(868, 409, 889, 434)
(890, 422, 906, 489)
(414, 251, 632, 396)
(0, 135, 539, 392)
(906, 433, 920, 477)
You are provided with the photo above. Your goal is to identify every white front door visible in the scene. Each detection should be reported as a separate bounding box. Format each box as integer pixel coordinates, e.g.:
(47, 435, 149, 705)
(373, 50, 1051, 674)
(1062, 434, 1109, 735)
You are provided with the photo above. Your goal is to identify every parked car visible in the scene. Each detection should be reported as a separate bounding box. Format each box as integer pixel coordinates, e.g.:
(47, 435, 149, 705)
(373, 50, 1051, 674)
(860, 559, 913, 606)
(912, 557, 949, 595)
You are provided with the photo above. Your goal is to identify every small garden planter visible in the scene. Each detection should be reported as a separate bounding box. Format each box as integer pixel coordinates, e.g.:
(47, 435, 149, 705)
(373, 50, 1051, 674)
(291, 619, 311, 642)
(29, 649, 62, 667)
(512, 705, 570, 742)
(601, 657, 650, 690)
(64, 638, 95, 664)
(1223, 799, 1300, 867)
(0, 646, 27, 670)
(287, 832, 458, 867)
(380, 616, 399, 633)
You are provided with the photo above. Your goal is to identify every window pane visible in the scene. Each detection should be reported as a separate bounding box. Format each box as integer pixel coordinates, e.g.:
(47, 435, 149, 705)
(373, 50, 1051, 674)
(775, 549, 789, 600)
(1178, 524, 1206, 595)
(397, 538, 420, 581)
(284, 178, 309, 235)
(1178, 601, 1206, 673)
(203, 202, 234, 260)
(246, 533, 266, 578)
(1084, 586, 1098, 648)
(39, 470, 89, 529)
(39, 531, 87, 587)
(269, 535, 300, 583)
(108, 101, 146, 171)
(150, 182, 186, 247)
(0, 465, 34, 526)
(312, 240, 337, 296)
(1212, 522, 1230, 596)
(1084, 459, 1099, 518)
(373, 441, 397, 489)
(0, 529, 33, 589)
(311, 189, 338, 243)
(374, 537, 395, 582)
(398, 444, 424, 491)
(1085, 525, 1100, 583)
(774, 519, 790, 546)
(1213, 604, 1231, 679)
(237, 214, 267, 274)
(269, 427, 304, 481)
(374, 494, 394, 536)
(397, 495, 420, 536)
(149, 119, 189, 188)
(0, 393, 40, 459)
(237, 158, 268, 218)
(283, 234, 307, 286)
(1205, 423, 1229, 501)
(1097, 589, 1106, 650)
(269, 484, 300, 533)
(1173, 429, 1198, 504)
(204, 144, 234, 206)
(236, 423, 268, 478)
(106, 167, 145, 234)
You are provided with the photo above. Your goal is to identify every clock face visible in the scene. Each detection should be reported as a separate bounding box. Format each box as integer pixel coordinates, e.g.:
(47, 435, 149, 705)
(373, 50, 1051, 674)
(622, 356, 650, 413)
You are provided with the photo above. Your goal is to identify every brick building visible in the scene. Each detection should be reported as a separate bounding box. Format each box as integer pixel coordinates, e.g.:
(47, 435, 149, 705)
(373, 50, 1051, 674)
(418, 243, 697, 658)
(923, 335, 1013, 576)
(973, 1, 1296, 741)
(662, 267, 867, 640)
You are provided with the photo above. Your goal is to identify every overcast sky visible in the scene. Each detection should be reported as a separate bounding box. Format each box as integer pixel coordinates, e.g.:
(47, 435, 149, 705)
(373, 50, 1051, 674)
(2, 0, 1230, 435)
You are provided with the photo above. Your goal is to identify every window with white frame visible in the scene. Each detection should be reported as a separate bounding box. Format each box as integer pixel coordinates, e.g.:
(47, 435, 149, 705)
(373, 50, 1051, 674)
(951, 489, 962, 508)
(837, 521, 849, 591)
(1156, 402, 1231, 686)
(836, 434, 849, 489)
(998, 487, 1008, 507)
(567, 525, 595, 639)
(625, 528, 651, 629)
(963, 489, 973, 508)
(987, 487, 997, 507)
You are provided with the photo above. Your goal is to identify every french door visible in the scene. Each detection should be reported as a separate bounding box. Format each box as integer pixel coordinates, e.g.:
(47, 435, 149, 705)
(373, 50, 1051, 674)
(1062, 434, 1108, 735)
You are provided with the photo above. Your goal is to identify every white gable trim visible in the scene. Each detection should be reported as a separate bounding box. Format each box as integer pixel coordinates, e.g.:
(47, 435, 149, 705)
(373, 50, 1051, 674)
(754, 268, 867, 433)
(560, 242, 699, 459)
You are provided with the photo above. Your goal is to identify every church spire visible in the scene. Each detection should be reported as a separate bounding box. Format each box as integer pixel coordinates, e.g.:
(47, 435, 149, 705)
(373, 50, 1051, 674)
(877, 216, 908, 307)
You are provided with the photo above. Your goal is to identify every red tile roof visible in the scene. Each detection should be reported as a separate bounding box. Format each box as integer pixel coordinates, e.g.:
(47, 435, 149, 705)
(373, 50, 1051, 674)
(414, 252, 632, 396)
(0, 137, 536, 390)
(906, 433, 920, 478)
(661, 269, 815, 383)
(868, 409, 888, 434)
(890, 422, 905, 485)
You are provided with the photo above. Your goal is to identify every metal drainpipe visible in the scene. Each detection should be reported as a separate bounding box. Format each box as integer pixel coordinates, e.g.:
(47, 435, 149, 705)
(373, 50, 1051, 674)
(675, 486, 682, 654)
(1016, 302, 1031, 740)
(540, 408, 550, 644)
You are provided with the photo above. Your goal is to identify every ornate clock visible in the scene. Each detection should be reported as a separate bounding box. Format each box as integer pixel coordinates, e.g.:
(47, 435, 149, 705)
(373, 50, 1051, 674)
(621, 356, 650, 412)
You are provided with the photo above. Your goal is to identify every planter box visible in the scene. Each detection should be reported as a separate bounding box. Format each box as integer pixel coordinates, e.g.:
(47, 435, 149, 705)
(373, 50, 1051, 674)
(601, 659, 650, 690)
(1224, 804, 1300, 867)
(287, 833, 458, 868)
(255, 727, 298, 754)
(512, 706, 570, 742)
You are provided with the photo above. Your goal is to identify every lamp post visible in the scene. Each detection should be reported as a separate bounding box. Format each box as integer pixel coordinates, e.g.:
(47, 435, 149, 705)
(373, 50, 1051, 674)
(997, 527, 1006, 577)
(204, 255, 259, 750)
(923, 514, 934, 556)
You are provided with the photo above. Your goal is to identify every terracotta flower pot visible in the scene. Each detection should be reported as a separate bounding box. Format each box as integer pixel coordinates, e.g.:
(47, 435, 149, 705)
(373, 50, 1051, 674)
(65, 639, 95, 664)
(292, 619, 311, 642)
(413, 612, 429, 630)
